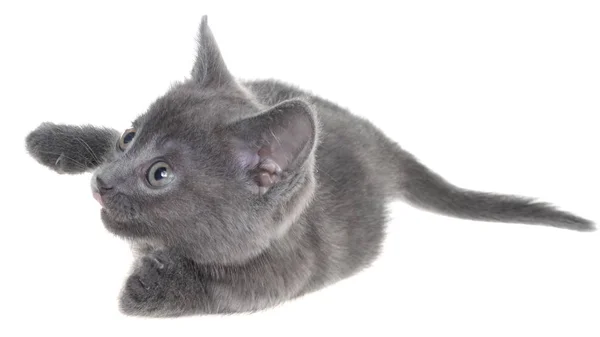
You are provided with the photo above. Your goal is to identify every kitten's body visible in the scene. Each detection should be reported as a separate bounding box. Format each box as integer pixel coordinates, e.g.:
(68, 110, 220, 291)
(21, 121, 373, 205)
(218, 79, 392, 292)
(25, 17, 593, 317)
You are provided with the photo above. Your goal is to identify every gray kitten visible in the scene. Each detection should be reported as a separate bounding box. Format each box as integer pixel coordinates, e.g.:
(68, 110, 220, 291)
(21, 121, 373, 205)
(25, 16, 594, 317)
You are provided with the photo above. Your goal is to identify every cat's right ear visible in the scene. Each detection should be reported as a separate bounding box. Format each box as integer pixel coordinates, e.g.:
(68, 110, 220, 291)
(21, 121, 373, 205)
(224, 99, 318, 195)
(190, 15, 234, 89)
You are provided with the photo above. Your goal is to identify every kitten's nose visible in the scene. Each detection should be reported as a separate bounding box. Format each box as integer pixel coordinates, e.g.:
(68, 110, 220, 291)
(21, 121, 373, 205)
(96, 176, 114, 194)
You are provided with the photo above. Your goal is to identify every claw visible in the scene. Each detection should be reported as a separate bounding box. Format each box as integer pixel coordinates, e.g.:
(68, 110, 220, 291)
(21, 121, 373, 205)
(55, 153, 64, 166)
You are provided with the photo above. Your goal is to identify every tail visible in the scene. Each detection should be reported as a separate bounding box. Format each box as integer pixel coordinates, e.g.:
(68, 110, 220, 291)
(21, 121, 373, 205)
(392, 148, 595, 231)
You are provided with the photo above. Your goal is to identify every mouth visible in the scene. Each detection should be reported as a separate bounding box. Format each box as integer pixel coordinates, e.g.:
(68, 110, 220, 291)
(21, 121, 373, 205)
(91, 186, 141, 225)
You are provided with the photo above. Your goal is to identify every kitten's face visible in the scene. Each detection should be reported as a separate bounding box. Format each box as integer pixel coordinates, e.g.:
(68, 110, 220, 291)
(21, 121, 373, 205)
(90, 87, 247, 262)
(91, 19, 318, 264)
(93, 83, 316, 264)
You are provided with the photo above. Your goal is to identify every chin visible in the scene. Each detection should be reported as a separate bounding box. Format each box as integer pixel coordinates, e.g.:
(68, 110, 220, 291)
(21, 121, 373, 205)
(100, 208, 147, 238)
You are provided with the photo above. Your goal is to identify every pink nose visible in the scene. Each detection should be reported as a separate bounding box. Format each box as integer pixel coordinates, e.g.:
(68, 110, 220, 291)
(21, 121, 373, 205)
(93, 192, 104, 207)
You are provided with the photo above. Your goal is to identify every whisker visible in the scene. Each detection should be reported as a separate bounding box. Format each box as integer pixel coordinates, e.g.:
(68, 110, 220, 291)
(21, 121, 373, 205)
(34, 150, 90, 170)
(74, 136, 100, 164)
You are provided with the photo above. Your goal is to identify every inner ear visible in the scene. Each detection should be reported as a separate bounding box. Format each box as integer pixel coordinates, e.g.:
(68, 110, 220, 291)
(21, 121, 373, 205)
(226, 99, 317, 195)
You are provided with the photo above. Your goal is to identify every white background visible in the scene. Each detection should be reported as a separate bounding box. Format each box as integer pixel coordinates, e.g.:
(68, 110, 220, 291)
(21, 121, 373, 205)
(1, 1, 599, 336)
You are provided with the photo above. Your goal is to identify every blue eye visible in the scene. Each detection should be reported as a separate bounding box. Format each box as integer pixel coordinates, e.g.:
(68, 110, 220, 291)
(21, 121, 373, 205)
(147, 162, 174, 187)
(118, 128, 136, 151)
(123, 132, 135, 143)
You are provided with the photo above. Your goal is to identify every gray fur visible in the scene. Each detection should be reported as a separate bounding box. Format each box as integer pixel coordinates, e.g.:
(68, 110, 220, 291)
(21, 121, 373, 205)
(24, 16, 594, 317)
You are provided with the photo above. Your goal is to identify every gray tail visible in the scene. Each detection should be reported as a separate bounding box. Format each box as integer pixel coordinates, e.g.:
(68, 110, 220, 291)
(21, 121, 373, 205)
(394, 150, 594, 231)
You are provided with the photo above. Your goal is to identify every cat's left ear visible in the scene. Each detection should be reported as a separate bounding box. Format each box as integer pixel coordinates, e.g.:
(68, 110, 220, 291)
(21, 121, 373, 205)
(225, 99, 318, 195)
(191, 15, 234, 88)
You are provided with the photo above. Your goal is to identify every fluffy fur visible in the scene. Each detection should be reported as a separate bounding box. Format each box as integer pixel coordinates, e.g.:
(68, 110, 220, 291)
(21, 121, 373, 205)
(25, 16, 594, 317)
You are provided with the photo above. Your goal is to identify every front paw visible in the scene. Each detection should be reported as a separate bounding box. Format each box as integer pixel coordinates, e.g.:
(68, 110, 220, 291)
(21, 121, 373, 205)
(119, 252, 182, 316)
(26, 123, 94, 173)
(25, 122, 117, 174)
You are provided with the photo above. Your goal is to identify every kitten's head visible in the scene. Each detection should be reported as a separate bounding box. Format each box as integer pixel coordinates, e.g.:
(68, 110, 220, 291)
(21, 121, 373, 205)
(92, 16, 318, 264)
